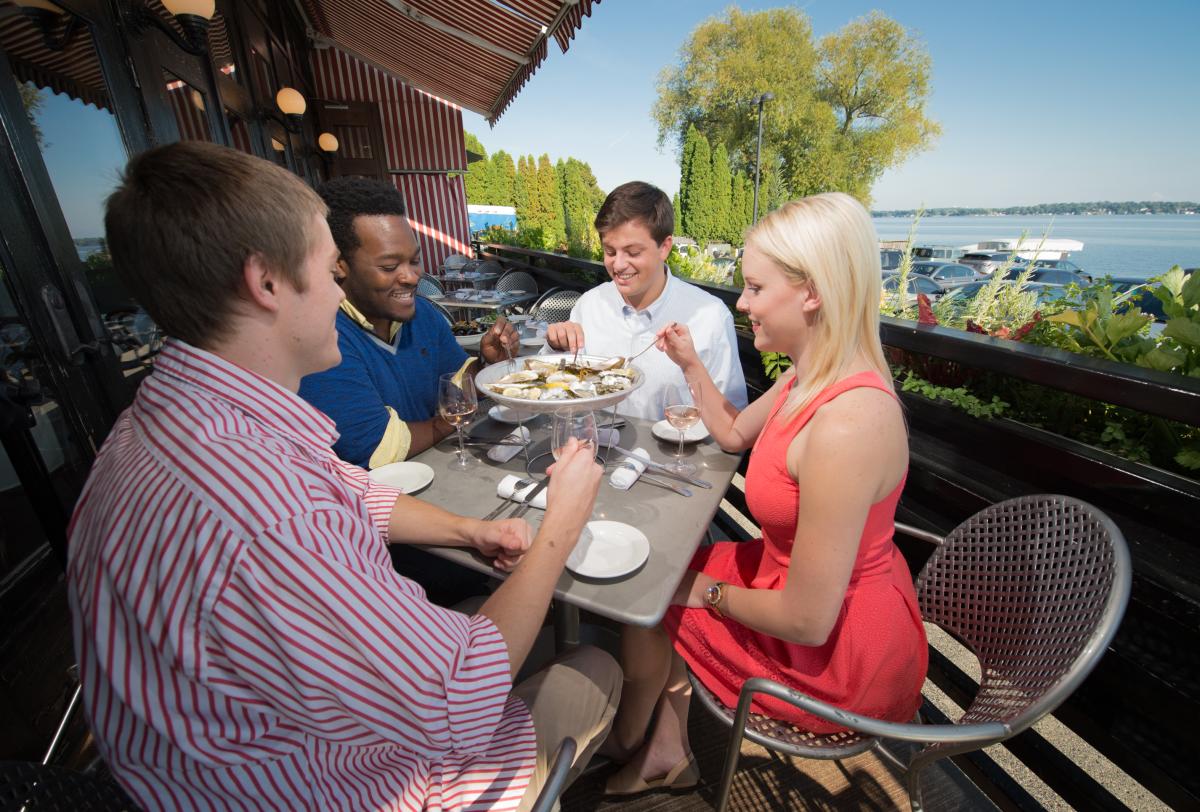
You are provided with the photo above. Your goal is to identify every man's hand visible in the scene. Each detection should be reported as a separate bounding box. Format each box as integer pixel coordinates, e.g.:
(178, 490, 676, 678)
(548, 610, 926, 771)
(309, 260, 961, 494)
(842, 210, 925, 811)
(545, 321, 586, 353)
(471, 517, 533, 572)
(480, 318, 520, 364)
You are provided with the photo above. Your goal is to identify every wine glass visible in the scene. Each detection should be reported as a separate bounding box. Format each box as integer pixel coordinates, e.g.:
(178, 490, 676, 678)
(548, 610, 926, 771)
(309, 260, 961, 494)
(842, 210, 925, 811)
(438, 372, 477, 470)
(662, 379, 702, 475)
(551, 409, 598, 461)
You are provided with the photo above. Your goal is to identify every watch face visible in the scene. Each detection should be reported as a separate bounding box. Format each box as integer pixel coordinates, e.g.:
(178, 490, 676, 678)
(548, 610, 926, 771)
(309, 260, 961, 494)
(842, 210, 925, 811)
(705, 584, 720, 605)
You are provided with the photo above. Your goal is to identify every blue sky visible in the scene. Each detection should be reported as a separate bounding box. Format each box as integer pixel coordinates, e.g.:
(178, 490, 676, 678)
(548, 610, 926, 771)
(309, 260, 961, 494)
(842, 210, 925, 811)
(464, 0, 1200, 209)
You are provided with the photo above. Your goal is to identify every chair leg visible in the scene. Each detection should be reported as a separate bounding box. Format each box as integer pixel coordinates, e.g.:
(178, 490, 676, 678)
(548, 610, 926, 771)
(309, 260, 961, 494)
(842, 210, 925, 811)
(905, 760, 926, 812)
(714, 689, 756, 812)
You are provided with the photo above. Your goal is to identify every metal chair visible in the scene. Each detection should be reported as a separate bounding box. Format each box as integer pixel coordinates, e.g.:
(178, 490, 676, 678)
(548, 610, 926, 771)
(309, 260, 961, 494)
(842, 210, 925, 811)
(692, 494, 1132, 812)
(495, 269, 537, 295)
(416, 275, 444, 298)
(529, 288, 582, 325)
(529, 737, 576, 812)
(0, 761, 139, 811)
(427, 298, 456, 326)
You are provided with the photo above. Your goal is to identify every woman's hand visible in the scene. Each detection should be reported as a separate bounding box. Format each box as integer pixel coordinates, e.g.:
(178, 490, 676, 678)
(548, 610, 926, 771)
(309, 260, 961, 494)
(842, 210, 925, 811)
(655, 321, 702, 374)
(471, 517, 533, 572)
(671, 570, 717, 608)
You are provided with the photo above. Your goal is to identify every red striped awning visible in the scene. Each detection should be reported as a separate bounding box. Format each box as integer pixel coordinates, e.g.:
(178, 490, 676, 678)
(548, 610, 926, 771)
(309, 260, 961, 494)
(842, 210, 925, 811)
(301, 0, 601, 124)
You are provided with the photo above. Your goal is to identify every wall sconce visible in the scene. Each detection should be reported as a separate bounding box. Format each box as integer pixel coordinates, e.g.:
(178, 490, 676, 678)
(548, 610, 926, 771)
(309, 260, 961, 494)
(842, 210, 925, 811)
(15, 0, 81, 52)
(123, 0, 213, 57)
(273, 87, 307, 133)
(317, 132, 339, 154)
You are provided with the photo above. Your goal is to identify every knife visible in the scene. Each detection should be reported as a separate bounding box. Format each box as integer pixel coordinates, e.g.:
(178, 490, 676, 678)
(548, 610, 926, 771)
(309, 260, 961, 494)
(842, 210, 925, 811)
(509, 478, 550, 519)
(612, 446, 712, 489)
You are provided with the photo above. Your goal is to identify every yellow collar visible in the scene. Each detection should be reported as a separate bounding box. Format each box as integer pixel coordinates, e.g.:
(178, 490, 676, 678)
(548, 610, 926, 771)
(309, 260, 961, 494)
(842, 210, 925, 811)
(340, 299, 402, 342)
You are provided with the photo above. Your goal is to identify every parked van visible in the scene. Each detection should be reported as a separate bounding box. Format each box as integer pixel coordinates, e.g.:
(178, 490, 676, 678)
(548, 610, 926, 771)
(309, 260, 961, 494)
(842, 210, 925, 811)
(913, 245, 964, 261)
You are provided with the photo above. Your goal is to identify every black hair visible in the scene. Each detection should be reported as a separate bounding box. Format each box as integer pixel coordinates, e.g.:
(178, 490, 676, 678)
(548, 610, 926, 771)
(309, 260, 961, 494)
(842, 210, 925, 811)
(317, 176, 407, 258)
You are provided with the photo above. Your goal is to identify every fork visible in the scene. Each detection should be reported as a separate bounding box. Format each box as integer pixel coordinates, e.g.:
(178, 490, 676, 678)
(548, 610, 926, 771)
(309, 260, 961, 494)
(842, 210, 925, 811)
(482, 477, 533, 520)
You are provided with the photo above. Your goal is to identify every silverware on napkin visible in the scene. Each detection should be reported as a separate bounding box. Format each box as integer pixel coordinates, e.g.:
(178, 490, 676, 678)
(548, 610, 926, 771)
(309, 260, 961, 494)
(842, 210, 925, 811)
(611, 446, 712, 489)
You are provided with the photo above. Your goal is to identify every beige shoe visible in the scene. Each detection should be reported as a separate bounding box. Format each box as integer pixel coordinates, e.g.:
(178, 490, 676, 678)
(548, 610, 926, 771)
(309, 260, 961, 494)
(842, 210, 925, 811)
(602, 753, 699, 797)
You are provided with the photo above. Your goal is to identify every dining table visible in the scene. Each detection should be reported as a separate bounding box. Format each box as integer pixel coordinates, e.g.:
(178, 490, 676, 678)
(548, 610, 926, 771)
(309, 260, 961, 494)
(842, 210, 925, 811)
(410, 407, 743, 650)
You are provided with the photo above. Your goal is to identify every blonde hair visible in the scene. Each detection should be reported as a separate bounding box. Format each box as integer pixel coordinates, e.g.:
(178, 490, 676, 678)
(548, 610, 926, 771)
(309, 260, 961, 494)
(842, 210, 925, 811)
(746, 192, 888, 417)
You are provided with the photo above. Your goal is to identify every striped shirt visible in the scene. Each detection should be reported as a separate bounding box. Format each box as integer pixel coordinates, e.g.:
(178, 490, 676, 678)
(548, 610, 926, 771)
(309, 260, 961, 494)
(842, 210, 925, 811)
(67, 340, 534, 811)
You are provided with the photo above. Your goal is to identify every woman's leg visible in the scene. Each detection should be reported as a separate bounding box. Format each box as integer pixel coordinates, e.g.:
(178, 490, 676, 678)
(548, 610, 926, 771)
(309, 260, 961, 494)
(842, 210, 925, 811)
(619, 649, 694, 780)
(601, 623, 674, 759)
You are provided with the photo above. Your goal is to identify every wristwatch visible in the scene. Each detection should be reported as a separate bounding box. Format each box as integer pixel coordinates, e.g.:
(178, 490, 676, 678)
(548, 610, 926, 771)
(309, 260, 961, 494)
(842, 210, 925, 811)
(704, 581, 728, 617)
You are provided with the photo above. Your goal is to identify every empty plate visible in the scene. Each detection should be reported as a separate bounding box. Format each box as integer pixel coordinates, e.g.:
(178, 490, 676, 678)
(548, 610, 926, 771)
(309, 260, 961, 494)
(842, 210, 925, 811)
(489, 404, 535, 424)
(566, 521, 650, 579)
(368, 461, 434, 494)
(651, 419, 710, 444)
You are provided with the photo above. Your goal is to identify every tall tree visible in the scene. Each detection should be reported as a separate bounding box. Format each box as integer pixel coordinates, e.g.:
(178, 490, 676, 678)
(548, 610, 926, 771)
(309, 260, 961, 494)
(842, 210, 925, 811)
(530, 153, 564, 249)
(710, 142, 733, 244)
(514, 154, 535, 226)
(560, 158, 602, 257)
(462, 131, 489, 203)
(491, 150, 517, 207)
(729, 171, 748, 244)
(678, 124, 702, 236)
(653, 7, 938, 207)
(681, 129, 713, 243)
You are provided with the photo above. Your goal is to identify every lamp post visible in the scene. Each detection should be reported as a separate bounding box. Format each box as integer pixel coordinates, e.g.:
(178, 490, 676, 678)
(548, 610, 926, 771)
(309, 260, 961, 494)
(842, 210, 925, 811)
(751, 91, 774, 224)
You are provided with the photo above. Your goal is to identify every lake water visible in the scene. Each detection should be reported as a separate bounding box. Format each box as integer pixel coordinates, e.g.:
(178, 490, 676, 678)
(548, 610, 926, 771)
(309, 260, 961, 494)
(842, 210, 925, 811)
(871, 214, 1200, 280)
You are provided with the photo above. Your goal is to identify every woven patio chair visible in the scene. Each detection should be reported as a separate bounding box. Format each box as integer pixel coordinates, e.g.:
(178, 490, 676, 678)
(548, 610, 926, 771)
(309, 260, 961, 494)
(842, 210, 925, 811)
(427, 298, 456, 326)
(0, 761, 138, 811)
(529, 737, 576, 812)
(529, 288, 581, 325)
(691, 494, 1131, 812)
(416, 275, 444, 299)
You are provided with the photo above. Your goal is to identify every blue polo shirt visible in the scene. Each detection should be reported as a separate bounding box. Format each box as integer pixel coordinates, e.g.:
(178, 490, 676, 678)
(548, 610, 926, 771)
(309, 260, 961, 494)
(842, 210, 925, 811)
(299, 297, 468, 468)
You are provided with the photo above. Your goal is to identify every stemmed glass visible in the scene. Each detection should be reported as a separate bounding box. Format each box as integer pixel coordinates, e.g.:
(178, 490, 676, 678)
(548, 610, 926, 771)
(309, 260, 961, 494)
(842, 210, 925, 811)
(438, 372, 477, 470)
(662, 379, 702, 475)
(551, 409, 598, 461)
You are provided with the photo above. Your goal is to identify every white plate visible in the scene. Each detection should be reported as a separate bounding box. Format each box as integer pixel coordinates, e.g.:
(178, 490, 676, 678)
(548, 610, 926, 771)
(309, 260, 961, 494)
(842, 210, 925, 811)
(455, 332, 485, 347)
(368, 461, 434, 494)
(475, 353, 645, 415)
(519, 336, 546, 348)
(566, 521, 650, 579)
(651, 419, 710, 444)
(488, 404, 536, 424)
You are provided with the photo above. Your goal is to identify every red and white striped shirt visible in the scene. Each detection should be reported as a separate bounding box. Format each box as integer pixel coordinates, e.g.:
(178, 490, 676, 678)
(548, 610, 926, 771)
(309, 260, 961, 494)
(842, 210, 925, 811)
(67, 340, 535, 811)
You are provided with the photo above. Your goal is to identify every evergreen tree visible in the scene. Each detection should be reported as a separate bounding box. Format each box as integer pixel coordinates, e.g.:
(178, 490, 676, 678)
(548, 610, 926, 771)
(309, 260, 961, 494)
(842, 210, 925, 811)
(678, 124, 702, 238)
(711, 142, 733, 244)
(672, 192, 681, 229)
(463, 131, 488, 203)
(729, 172, 747, 245)
(686, 133, 714, 243)
(491, 150, 517, 207)
(514, 154, 535, 227)
(532, 153, 564, 249)
(560, 158, 602, 257)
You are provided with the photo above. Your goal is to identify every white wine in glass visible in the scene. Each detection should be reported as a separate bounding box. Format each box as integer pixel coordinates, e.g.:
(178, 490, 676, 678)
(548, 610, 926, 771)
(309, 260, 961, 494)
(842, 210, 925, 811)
(438, 372, 477, 469)
(662, 380, 702, 475)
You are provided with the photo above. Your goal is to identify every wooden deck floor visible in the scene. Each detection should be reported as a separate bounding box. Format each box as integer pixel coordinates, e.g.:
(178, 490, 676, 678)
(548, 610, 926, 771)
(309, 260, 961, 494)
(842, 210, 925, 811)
(562, 707, 997, 811)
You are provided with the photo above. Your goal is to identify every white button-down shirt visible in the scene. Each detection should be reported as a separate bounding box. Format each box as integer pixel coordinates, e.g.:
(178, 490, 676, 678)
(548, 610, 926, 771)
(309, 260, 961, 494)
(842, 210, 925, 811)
(560, 271, 748, 420)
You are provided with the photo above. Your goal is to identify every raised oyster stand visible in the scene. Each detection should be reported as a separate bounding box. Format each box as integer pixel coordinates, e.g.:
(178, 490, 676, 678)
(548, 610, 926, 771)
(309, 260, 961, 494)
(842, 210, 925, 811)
(473, 354, 646, 475)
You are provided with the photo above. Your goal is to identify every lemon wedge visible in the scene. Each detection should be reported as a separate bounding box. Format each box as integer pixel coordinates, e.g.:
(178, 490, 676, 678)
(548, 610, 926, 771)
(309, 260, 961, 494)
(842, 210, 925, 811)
(450, 357, 474, 388)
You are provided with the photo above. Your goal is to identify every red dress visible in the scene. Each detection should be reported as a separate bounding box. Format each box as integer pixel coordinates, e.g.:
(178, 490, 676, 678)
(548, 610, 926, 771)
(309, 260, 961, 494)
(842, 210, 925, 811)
(663, 371, 927, 732)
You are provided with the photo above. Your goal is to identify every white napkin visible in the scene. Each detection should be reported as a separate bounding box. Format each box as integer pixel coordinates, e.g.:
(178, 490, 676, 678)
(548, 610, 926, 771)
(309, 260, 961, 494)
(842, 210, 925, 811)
(486, 427, 530, 463)
(497, 474, 547, 509)
(610, 446, 649, 490)
(597, 427, 620, 448)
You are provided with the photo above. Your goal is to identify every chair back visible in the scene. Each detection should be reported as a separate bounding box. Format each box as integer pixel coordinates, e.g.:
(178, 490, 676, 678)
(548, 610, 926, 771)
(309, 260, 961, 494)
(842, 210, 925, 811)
(530, 289, 581, 324)
(495, 270, 537, 294)
(529, 737, 576, 812)
(427, 299, 456, 326)
(0, 761, 138, 811)
(915, 494, 1131, 737)
(416, 275, 444, 298)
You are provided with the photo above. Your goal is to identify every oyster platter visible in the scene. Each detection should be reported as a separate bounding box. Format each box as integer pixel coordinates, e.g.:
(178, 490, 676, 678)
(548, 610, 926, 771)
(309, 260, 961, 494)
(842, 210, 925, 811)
(475, 354, 645, 414)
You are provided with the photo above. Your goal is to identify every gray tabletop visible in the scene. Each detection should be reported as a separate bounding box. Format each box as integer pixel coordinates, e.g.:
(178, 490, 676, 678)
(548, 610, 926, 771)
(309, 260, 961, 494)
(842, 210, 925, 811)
(429, 290, 537, 312)
(412, 412, 743, 627)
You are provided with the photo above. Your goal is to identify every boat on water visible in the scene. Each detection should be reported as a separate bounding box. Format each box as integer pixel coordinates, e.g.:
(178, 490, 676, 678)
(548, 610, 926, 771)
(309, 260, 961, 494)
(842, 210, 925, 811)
(961, 237, 1084, 260)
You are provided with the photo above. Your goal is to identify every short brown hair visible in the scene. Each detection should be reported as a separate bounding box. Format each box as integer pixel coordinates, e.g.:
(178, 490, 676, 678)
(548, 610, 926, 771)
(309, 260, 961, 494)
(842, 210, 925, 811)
(104, 141, 326, 347)
(594, 181, 674, 244)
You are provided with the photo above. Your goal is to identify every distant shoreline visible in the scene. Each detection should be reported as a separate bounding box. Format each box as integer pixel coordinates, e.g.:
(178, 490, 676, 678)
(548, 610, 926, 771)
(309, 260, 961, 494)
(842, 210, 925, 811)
(873, 202, 1197, 217)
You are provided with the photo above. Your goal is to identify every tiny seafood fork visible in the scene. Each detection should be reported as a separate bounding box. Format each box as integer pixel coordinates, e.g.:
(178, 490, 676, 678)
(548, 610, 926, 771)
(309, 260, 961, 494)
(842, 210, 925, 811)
(482, 477, 533, 520)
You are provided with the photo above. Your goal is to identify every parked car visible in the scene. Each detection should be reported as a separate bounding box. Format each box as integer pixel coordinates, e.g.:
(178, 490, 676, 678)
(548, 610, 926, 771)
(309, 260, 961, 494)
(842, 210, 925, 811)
(913, 245, 963, 261)
(882, 273, 946, 303)
(1031, 258, 1087, 276)
(880, 249, 903, 271)
(959, 251, 1028, 276)
(1002, 268, 1090, 287)
(909, 261, 981, 289)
